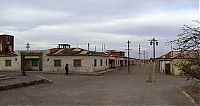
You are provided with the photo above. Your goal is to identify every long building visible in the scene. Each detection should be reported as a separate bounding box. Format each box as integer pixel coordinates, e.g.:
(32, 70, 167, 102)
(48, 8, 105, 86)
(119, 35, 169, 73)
(0, 35, 136, 73)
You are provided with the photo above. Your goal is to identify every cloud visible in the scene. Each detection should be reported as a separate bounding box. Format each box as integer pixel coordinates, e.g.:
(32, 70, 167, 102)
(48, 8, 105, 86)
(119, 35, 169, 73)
(85, 9, 198, 36)
(0, 8, 74, 29)
(0, 0, 198, 58)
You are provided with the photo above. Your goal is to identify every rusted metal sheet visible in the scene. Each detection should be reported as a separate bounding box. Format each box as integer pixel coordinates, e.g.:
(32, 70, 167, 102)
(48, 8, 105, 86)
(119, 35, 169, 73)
(0, 35, 14, 54)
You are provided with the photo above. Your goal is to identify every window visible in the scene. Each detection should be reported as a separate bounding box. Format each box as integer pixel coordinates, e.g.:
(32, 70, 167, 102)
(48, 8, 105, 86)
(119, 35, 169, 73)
(106, 59, 107, 66)
(74, 59, 82, 67)
(100, 59, 103, 66)
(32, 59, 39, 67)
(54, 60, 61, 67)
(94, 59, 97, 67)
(5, 60, 11, 67)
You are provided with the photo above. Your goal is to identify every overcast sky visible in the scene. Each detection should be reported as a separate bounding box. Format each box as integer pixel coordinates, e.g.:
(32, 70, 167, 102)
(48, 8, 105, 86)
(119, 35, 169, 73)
(0, 0, 199, 58)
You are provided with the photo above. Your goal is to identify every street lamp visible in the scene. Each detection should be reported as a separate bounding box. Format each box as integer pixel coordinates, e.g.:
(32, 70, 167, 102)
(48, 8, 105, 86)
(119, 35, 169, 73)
(148, 37, 158, 82)
(149, 37, 158, 60)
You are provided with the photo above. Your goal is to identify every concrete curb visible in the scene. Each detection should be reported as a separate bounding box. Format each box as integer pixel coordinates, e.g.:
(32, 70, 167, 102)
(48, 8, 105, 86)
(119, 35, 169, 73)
(69, 69, 115, 76)
(0, 77, 14, 81)
(0, 76, 52, 91)
(36, 75, 53, 84)
(177, 87, 198, 106)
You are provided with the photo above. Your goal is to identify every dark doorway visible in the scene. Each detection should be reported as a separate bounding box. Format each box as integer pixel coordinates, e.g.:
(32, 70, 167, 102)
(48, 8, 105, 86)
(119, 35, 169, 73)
(125, 60, 127, 66)
(109, 59, 115, 68)
(24, 59, 40, 71)
(165, 63, 170, 74)
(120, 60, 123, 67)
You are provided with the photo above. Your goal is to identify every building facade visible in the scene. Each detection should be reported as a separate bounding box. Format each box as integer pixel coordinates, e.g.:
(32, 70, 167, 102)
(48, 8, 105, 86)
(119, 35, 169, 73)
(42, 47, 110, 73)
(0, 35, 136, 73)
(157, 51, 184, 75)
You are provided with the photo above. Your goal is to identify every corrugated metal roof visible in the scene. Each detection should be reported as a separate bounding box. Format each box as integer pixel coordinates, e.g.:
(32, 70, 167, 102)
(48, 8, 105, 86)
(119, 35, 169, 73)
(47, 48, 107, 56)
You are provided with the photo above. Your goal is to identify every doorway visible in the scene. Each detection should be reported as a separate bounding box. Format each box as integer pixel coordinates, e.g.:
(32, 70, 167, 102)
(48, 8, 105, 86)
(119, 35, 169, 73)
(165, 63, 171, 74)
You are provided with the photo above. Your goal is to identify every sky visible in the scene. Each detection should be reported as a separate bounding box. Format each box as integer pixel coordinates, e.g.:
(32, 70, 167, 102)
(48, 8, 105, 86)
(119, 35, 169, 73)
(0, 0, 199, 58)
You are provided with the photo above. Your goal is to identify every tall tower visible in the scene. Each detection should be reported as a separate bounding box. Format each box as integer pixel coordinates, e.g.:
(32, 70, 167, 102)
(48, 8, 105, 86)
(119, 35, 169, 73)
(0, 34, 14, 54)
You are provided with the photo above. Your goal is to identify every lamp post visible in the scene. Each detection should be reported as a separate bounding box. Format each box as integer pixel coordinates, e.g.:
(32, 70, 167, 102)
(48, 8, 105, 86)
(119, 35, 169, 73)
(148, 37, 158, 82)
(149, 37, 158, 60)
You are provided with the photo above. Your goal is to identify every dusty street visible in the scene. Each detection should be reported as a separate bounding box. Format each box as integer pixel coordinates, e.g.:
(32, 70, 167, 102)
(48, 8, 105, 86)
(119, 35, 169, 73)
(0, 64, 193, 105)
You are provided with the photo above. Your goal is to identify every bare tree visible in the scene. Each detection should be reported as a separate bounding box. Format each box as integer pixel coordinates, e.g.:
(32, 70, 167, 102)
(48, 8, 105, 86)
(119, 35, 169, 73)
(170, 21, 200, 84)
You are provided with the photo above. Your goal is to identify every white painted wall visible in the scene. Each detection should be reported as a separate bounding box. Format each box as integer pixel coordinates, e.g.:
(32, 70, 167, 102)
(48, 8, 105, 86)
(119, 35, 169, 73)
(42, 52, 109, 73)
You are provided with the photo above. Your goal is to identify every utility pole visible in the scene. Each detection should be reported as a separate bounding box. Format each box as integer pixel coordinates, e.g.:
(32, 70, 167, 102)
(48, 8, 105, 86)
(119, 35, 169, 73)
(146, 51, 149, 64)
(126, 40, 131, 74)
(143, 51, 145, 65)
(102, 43, 103, 52)
(148, 37, 158, 82)
(20, 52, 26, 76)
(95, 46, 96, 52)
(104, 43, 106, 52)
(88, 43, 90, 51)
(138, 44, 142, 67)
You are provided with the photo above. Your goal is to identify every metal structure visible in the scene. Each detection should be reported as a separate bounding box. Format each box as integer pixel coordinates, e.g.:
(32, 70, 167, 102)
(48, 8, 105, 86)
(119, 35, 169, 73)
(138, 44, 142, 67)
(0, 34, 14, 54)
(88, 43, 90, 51)
(146, 51, 149, 64)
(20, 52, 26, 76)
(148, 37, 158, 60)
(25, 42, 30, 51)
(148, 37, 158, 82)
(143, 51, 145, 65)
(126, 40, 131, 74)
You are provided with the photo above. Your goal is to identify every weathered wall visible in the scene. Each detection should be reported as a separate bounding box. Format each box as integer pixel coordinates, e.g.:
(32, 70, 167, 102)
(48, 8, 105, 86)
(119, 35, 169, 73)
(0, 55, 21, 71)
(159, 59, 183, 75)
(159, 60, 172, 74)
(172, 59, 182, 75)
(42, 52, 109, 72)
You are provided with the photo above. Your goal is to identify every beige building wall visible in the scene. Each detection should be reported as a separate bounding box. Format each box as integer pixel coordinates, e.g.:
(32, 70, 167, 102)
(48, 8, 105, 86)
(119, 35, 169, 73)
(42, 52, 109, 73)
(159, 59, 183, 75)
(172, 59, 182, 75)
(0, 55, 21, 71)
(115, 57, 121, 67)
(159, 60, 173, 74)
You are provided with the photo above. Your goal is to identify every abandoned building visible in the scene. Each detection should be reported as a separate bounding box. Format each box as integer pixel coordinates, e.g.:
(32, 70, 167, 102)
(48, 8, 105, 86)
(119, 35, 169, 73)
(156, 51, 198, 75)
(42, 44, 110, 72)
(0, 35, 136, 73)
